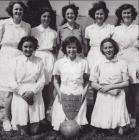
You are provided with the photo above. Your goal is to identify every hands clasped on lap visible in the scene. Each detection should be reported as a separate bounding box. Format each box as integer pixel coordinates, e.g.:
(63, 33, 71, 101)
(22, 91, 34, 105)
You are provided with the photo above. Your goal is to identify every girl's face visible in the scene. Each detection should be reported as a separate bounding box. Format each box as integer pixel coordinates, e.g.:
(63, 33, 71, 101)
(22, 41, 35, 57)
(102, 42, 115, 60)
(65, 8, 75, 23)
(66, 43, 77, 60)
(41, 11, 51, 28)
(122, 8, 133, 25)
(95, 9, 105, 25)
(12, 3, 23, 20)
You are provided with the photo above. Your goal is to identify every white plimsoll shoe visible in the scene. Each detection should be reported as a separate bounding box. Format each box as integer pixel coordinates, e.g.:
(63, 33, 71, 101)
(3, 120, 12, 131)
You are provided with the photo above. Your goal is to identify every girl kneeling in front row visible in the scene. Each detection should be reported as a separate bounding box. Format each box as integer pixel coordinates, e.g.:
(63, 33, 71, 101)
(9, 36, 45, 135)
(52, 36, 89, 131)
(90, 38, 130, 135)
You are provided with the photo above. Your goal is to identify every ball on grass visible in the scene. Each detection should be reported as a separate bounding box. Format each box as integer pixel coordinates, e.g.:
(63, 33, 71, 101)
(60, 120, 80, 139)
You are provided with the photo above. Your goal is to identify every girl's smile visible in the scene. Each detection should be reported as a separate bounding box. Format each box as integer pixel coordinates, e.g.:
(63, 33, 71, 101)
(22, 41, 35, 57)
(41, 11, 51, 28)
(66, 43, 77, 60)
(95, 9, 105, 26)
(12, 3, 23, 20)
(122, 8, 132, 26)
(102, 42, 115, 60)
(65, 8, 75, 23)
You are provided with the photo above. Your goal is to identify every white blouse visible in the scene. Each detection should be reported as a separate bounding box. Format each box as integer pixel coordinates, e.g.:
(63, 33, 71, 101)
(85, 23, 114, 49)
(53, 56, 89, 95)
(0, 18, 31, 48)
(9, 54, 45, 95)
(112, 24, 139, 51)
(31, 25, 57, 51)
(90, 58, 129, 84)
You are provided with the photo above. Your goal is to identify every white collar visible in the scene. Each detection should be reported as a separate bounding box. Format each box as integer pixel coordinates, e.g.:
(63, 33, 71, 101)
(37, 24, 50, 32)
(21, 54, 35, 62)
(63, 55, 81, 63)
(8, 18, 24, 27)
(103, 56, 118, 63)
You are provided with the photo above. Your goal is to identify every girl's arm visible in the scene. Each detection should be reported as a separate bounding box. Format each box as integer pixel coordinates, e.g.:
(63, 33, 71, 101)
(0, 20, 5, 49)
(53, 75, 62, 103)
(82, 73, 89, 102)
(91, 81, 129, 96)
(84, 39, 90, 56)
(91, 82, 103, 93)
(100, 81, 129, 96)
(31, 61, 45, 94)
(9, 58, 20, 93)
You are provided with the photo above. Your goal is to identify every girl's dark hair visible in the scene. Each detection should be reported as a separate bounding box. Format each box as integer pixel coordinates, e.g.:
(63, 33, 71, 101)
(61, 4, 79, 25)
(18, 36, 38, 51)
(39, 7, 56, 30)
(62, 36, 82, 55)
(88, 1, 109, 22)
(6, 1, 27, 17)
(100, 38, 119, 55)
(115, 4, 137, 26)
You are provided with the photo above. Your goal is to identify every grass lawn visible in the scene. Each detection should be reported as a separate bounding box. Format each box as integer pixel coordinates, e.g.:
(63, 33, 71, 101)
(0, 119, 139, 140)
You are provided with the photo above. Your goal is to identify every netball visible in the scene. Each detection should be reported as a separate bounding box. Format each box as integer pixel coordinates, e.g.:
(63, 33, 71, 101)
(60, 120, 81, 138)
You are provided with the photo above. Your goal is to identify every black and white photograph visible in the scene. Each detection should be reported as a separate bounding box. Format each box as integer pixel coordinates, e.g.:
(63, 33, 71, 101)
(0, 0, 138, 139)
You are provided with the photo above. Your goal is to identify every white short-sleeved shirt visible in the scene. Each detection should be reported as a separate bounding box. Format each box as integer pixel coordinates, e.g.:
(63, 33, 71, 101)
(53, 56, 89, 95)
(9, 54, 45, 94)
(85, 23, 114, 49)
(0, 18, 31, 48)
(31, 25, 57, 51)
(112, 24, 139, 51)
(90, 58, 129, 84)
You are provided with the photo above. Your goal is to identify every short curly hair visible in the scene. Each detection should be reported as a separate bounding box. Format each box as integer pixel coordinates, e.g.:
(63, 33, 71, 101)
(6, 1, 27, 17)
(115, 4, 137, 25)
(18, 36, 38, 51)
(100, 38, 119, 56)
(61, 4, 79, 25)
(62, 36, 82, 55)
(88, 1, 109, 22)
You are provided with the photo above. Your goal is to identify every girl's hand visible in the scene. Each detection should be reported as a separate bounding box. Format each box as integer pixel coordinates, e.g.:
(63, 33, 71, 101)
(100, 85, 112, 93)
(22, 91, 34, 105)
(109, 89, 121, 96)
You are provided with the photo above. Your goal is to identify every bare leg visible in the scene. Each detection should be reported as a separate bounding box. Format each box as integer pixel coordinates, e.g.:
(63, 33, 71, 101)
(3, 92, 13, 131)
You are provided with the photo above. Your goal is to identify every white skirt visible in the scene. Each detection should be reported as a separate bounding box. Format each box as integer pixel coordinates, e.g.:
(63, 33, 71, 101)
(87, 47, 105, 73)
(11, 91, 45, 130)
(91, 90, 130, 129)
(118, 47, 139, 84)
(35, 50, 55, 85)
(0, 47, 21, 92)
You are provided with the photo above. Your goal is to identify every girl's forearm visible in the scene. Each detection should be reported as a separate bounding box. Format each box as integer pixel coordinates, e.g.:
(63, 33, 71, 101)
(53, 78, 61, 96)
(110, 81, 129, 90)
(91, 82, 102, 91)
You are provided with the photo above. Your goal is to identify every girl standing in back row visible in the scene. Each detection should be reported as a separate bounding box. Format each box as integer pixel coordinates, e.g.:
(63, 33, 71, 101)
(0, 1, 31, 131)
(85, 1, 114, 72)
(31, 8, 57, 115)
(112, 4, 139, 128)
(57, 4, 86, 59)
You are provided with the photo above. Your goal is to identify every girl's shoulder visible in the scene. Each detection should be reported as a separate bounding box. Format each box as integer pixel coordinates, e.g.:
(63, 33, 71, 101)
(22, 20, 31, 27)
(85, 24, 95, 31)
